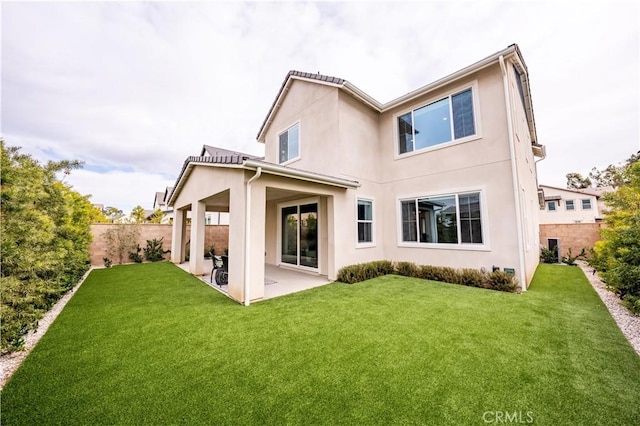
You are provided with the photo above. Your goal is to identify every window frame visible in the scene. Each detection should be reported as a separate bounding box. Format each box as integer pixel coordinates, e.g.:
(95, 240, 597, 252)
(547, 201, 557, 212)
(355, 197, 375, 248)
(581, 198, 592, 210)
(565, 199, 575, 211)
(394, 81, 482, 159)
(396, 188, 490, 251)
(278, 121, 301, 165)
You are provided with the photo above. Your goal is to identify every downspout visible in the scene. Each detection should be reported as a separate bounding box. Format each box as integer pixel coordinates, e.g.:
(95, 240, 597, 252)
(244, 167, 262, 306)
(499, 55, 527, 292)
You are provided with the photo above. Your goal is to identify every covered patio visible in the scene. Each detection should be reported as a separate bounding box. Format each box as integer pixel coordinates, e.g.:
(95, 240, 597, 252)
(168, 153, 359, 305)
(178, 260, 331, 300)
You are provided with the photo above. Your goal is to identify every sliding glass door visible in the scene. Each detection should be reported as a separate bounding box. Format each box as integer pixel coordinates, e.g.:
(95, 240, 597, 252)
(280, 202, 318, 269)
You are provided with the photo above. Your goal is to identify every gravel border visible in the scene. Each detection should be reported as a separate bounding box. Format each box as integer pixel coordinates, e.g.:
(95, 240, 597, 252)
(0, 268, 93, 390)
(576, 261, 640, 357)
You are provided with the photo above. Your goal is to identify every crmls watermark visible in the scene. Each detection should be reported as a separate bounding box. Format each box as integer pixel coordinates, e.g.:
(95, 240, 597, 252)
(482, 410, 534, 424)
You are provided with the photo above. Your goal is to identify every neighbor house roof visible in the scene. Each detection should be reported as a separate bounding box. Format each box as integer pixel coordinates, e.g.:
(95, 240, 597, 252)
(200, 145, 264, 161)
(153, 192, 164, 209)
(167, 146, 359, 207)
(256, 44, 538, 146)
(539, 184, 602, 199)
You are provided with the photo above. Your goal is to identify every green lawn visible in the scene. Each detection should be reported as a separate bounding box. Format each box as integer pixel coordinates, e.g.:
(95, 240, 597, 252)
(2, 262, 639, 425)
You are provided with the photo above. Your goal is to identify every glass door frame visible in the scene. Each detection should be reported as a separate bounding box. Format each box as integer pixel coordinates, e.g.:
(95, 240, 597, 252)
(277, 197, 320, 272)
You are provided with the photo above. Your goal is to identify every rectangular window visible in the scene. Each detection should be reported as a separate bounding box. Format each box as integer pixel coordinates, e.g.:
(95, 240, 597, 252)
(581, 199, 592, 210)
(565, 200, 575, 211)
(279, 123, 299, 163)
(401, 192, 483, 245)
(398, 88, 475, 154)
(357, 199, 373, 244)
(547, 201, 556, 211)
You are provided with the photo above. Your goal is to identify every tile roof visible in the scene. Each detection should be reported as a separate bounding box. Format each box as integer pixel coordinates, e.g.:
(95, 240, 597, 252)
(200, 145, 263, 160)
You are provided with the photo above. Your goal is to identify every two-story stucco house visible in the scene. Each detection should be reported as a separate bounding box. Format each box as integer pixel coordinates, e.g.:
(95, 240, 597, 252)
(168, 44, 544, 304)
(539, 185, 604, 224)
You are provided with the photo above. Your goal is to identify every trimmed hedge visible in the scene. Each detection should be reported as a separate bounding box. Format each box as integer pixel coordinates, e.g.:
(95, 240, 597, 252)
(337, 261, 519, 293)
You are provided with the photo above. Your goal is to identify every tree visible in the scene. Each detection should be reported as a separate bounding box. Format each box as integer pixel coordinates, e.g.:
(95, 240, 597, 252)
(566, 172, 591, 189)
(148, 208, 164, 224)
(592, 156, 640, 314)
(130, 205, 146, 224)
(588, 151, 640, 189)
(105, 206, 124, 223)
(1, 140, 93, 351)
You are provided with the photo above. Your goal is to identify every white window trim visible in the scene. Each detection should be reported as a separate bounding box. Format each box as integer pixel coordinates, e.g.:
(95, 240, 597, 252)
(276, 196, 320, 272)
(355, 196, 375, 248)
(547, 201, 557, 212)
(581, 198, 592, 210)
(395, 187, 491, 252)
(393, 80, 483, 160)
(565, 199, 575, 211)
(278, 121, 301, 166)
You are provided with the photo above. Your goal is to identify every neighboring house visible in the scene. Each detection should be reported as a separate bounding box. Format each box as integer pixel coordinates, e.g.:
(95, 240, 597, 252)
(539, 185, 603, 224)
(169, 44, 544, 304)
(151, 186, 175, 224)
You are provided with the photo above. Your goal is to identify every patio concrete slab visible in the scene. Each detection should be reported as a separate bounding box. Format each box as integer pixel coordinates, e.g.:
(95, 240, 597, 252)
(177, 259, 331, 301)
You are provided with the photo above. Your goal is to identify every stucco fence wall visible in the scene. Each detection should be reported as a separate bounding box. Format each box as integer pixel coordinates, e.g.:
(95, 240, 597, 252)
(89, 224, 229, 266)
(539, 223, 603, 258)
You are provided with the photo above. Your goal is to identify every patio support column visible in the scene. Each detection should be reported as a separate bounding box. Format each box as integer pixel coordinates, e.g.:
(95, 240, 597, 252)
(189, 200, 206, 275)
(171, 208, 186, 263)
(227, 185, 246, 302)
(247, 181, 266, 302)
(326, 195, 337, 280)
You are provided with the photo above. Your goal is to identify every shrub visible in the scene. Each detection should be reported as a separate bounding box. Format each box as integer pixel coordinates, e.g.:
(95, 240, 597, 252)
(486, 271, 519, 293)
(103, 224, 139, 265)
(205, 246, 216, 258)
(128, 244, 143, 263)
(561, 248, 586, 266)
(103, 257, 112, 268)
(337, 261, 394, 284)
(459, 268, 485, 288)
(144, 238, 169, 262)
(395, 261, 419, 277)
(540, 246, 559, 263)
(623, 294, 640, 316)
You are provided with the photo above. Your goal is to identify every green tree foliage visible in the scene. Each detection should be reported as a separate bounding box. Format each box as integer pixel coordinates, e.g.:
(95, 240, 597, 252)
(148, 208, 164, 224)
(130, 205, 146, 224)
(105, 206, 124, 223)
(592, 156, 640, 314)
(1, 141, 93, 352)
(566, 172, 591, 189)
(102, 224, 140, 265)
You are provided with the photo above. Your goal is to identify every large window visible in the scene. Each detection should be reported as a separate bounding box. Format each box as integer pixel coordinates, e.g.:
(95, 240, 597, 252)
(279, 123, 299, 164)
(398, 88, 476, 154)
(357, 199, 373, 244)
(400, 192, 483, 245)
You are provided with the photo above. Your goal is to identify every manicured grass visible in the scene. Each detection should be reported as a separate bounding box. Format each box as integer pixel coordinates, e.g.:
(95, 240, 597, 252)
(2, 262, 639, 424)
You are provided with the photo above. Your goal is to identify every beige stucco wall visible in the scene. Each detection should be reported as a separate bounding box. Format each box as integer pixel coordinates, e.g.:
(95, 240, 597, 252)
(539, 186, 600, 224)
(256, 61, 541, 287)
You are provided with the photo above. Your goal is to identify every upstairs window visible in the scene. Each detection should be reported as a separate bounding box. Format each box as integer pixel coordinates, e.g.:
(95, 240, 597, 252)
(581, 199, 592, 210)
(398, 88, 476, 154)
(547, 201, 556, 211)
(279, 123, 300, 164)
(565, 200, 575, 211)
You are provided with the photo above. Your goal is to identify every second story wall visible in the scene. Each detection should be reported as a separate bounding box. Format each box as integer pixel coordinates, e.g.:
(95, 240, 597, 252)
(262, 80, 341, 177)
(377, 63, 511, 184)
(539, 186, 600, 224)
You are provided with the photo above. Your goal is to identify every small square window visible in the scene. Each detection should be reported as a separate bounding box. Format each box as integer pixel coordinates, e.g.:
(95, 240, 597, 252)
(565, 200, 575, 211)
(279, 123, 299, 164)
(547, 201, 556, 211)
(581, 199, 592, 210)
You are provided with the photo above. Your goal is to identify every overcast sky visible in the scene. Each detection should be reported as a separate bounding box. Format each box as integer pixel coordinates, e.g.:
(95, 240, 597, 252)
(2, 1, 639, 211)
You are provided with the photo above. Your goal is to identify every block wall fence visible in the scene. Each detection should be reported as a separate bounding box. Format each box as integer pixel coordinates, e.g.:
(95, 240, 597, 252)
(89, 224, 229, 266)
(539, 223, 603, 257)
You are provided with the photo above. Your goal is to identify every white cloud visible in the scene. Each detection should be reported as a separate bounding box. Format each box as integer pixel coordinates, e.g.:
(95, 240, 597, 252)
(2, 1, 639, 205)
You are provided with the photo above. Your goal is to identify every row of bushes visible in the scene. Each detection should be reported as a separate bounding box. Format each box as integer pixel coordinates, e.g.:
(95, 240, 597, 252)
(337, 261, 519, 293)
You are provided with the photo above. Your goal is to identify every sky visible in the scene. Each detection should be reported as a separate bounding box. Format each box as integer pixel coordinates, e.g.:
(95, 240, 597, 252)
(2, 1, 639, 212)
